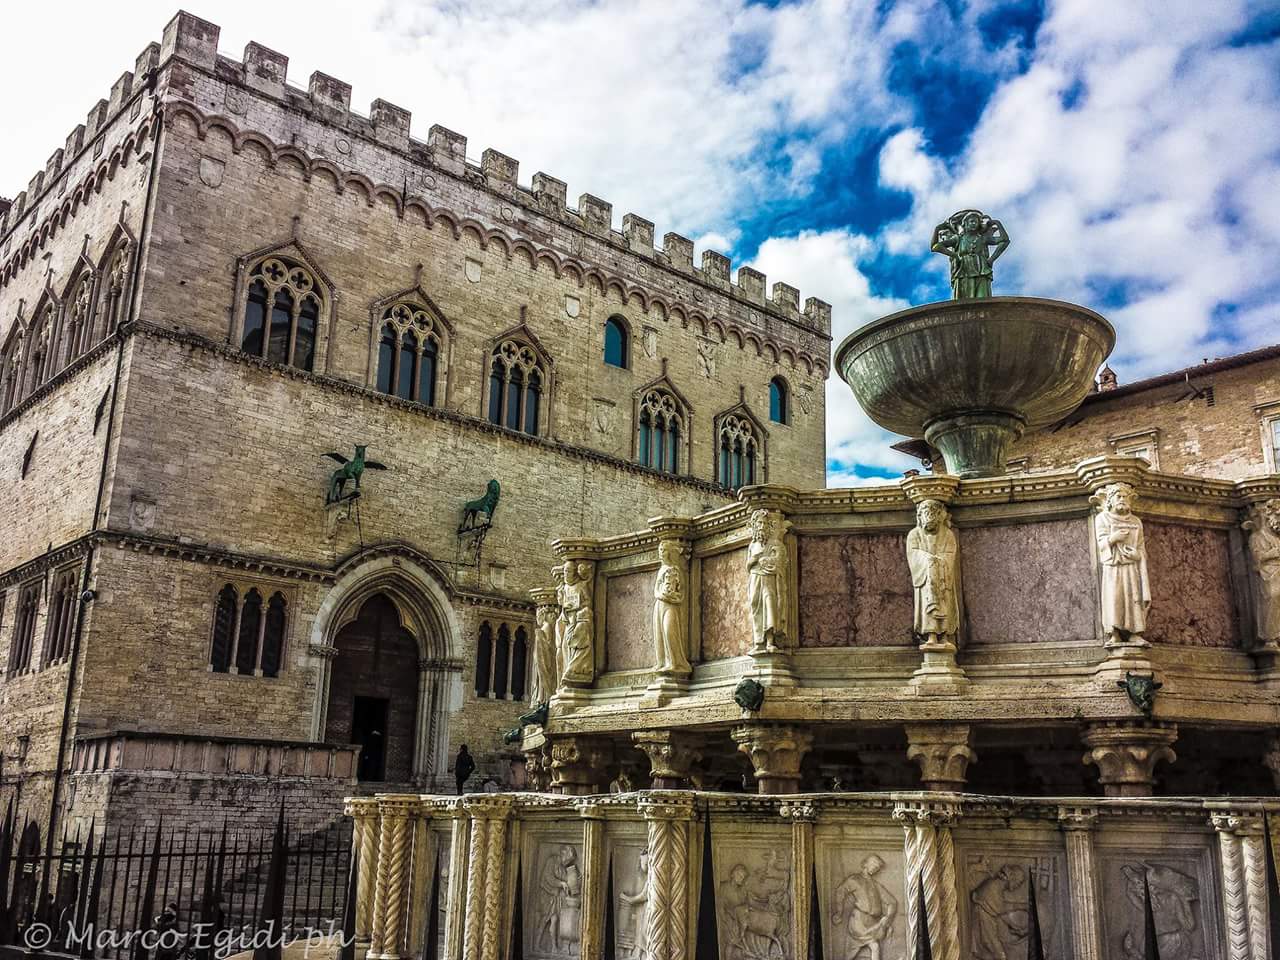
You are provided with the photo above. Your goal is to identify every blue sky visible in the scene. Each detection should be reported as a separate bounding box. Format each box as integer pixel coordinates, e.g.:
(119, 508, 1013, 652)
(4, 0, 1278, 486)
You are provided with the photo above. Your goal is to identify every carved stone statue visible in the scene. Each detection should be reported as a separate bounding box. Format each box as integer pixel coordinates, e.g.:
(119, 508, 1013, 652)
(930, 208, 1009, 299)
(617, 849, 649, 960)
(552, 565, 568, 681)
(747, 509, 791, 653)
(535, 844, 583, 955)
(906, 499, 961, 645)
(718, 851, 791, 960)
(832, 854, 898, 960)
(1244, 498, 1280, 646)
(653, 539, 692, 676)
(1092, 482, 1150, 646)
(529, 599, 558, 706)
(558, 561, 596, 686)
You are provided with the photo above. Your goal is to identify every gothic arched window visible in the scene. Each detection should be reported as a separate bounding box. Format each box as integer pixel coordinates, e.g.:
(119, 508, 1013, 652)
(769, 377, 789, 424)
(511, 626, 528, 701)
(374, 301, 445, 406)
(240, 257, 321, 371)
(7, 582, 40, 676)
(604, 316, 628, 368)
(235, 589, 263, 675)
(0, 326, 23, 414)
(100, 240, 131, 338)
(261, 592, 287, 678)
(210, 584, 238, 673)
(637, 388, 685, 475)
(488, 338, 547, 437)
(718, 413, 760, 490)
(475, 621, 494, 697)
(494, 624, 511, 699)
(24, 303, 56, 396)
(42, 568, 78, 666)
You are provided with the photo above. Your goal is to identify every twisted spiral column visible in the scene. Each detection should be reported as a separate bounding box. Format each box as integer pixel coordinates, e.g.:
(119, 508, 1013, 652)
(934, 816, 960, 960)
(461, 815, 489, 960)
(370, 797, 416, 960)
(478, 800, 512, 960)
(345, 798, 380, 944)
(1214, 816, 1249, 960)
(895, 802, 960, 960)
(1240, 823, 1269, 960)
(641, 795, 695, 960)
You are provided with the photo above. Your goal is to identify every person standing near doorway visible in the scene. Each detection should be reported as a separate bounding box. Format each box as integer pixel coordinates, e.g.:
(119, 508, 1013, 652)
(455, 744, 476, 794)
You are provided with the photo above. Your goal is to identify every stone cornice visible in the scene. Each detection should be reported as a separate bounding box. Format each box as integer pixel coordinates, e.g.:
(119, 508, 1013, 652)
(0, 536, 93, 590)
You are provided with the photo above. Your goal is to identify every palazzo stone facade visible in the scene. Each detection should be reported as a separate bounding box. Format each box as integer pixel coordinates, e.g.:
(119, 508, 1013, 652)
(0, 12, 830, 836)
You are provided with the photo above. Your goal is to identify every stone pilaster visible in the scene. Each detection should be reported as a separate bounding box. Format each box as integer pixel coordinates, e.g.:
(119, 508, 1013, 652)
(633, 730, 702, 789)
(1081, 721, 1177, 797)
(1210, 811, 1270, 960)
(904, 723, 975, 792)
(577, 802, 609, 960)
(780, 801, 816, 960)
(1058, 807, 1104, 960)
(369, 795, 418, 960)
(732, 723, 813, 794)
(344, 797, 380, 945)
(549, 736, 614, 795)
(459, 796, 513, 960)
(894, 802, 960, 960)
(639, 794, 696, 960)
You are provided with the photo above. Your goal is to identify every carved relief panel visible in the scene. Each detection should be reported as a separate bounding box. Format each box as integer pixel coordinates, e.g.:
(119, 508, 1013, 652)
(814, 825, 907, 960)
(523, 831, 587, 960)
(1097, 838, 1221, 960)
(607, 828, 650, 960)
(955, 844, 1071, 960)
(710, 828, 794, 960)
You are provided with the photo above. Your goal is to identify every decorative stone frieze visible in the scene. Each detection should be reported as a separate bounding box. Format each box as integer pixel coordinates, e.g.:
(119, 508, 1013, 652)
(1081, 720, 1177, 797)
(732, 723, 813, 794)
(904, 723, 975, 792)
(633, 730, 702, 789)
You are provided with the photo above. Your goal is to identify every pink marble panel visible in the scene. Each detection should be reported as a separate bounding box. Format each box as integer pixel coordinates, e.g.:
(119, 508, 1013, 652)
(605, 570, 656, 671)
(1144, 521, 1238, 647)
(798, 533, 914, 647)
(960, 518, 1096, 644)
(700, 548, 751, 660)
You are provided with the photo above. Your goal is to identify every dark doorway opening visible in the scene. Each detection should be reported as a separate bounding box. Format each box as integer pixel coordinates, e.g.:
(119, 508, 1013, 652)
(353, 696, 389, 782)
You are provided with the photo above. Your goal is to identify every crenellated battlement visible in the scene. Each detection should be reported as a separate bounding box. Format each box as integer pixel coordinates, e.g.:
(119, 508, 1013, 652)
(0, 38, 159, 243)
(161, 11, 830, 337)
(2, 10, 831, 339)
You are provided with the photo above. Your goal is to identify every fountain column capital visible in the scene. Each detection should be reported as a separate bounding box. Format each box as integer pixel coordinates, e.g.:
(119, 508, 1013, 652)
(1075, 454, 1153, 493)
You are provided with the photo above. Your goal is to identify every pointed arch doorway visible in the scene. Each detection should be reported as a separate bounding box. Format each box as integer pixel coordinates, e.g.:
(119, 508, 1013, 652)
(325, 595, 419, 783)
(313, 551, 462, 789)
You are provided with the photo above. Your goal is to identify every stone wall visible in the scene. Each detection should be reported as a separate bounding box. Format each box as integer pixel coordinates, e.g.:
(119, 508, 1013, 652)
(1009, 350, 1280, 480)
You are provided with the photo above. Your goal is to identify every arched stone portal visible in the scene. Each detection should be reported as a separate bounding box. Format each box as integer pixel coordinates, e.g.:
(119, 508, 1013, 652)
(311, 549, 463, 787)
(326, 595, 419, 782)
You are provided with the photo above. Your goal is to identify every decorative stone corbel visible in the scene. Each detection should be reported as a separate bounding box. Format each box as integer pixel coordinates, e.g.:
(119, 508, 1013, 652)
(899, 472, 960, 504)
(1208, 810, 1270, 960)
(732, 723, 813, 794)
(905, 723, 975, 792)
(1081, 720, 1177, 797)
(633, 730, 702, 789)
(548, 735, 614, 795)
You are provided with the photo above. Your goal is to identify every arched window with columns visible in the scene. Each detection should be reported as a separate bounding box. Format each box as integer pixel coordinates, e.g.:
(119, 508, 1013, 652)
(98, 236, 132, 339)
(0, 322, 24, 415)
(715, 405, 768, 490)
(474, 617, 531, 700)
(207, 581, 289, 677)
(637, 388, 686, 474)
(486, 325, 552, 437)
(374, 300, 446, 406)
(232, 240, 334, 374)
(62, 271, 95, 367)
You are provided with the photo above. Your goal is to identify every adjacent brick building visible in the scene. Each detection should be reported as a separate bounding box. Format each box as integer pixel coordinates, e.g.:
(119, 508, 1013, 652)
(0, 12, 831, 834)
